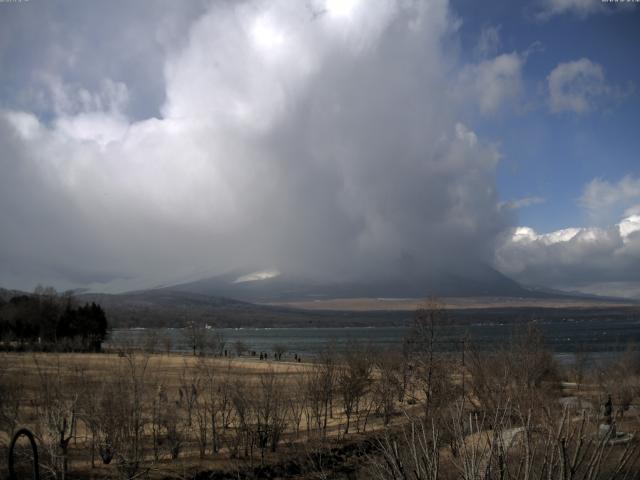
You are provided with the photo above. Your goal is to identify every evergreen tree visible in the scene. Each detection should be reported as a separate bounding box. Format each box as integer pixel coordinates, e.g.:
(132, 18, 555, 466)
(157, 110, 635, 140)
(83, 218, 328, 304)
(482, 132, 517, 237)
(0, 289, 109, 351)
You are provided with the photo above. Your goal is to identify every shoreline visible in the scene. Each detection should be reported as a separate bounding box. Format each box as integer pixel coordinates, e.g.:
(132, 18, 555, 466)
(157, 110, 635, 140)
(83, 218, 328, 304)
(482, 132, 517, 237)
(264, 296, 639, 311)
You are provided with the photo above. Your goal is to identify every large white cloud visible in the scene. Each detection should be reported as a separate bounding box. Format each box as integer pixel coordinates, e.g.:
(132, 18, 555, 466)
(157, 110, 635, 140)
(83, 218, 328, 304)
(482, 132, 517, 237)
(495, 176, 640, 298)
(0, 0, 511, 292)
(495, 209, 640, 298)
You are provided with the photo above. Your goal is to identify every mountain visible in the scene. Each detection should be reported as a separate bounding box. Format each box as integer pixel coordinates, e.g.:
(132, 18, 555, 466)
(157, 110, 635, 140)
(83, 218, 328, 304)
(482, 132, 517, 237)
(165, 263, 541, 303)
(3, 281, 637, 330)
(72, 264, 551, 327)
(3, 262, 636, 330)
(76, 287, 638, 329)
(1, 286, 406, 328)
(0, 287, 28, 303)
(77, 289, 409, 328)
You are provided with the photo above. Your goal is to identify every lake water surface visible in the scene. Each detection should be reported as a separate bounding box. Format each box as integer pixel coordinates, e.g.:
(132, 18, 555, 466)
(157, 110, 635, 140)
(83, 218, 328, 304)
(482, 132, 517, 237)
(106, 318, 640, 364)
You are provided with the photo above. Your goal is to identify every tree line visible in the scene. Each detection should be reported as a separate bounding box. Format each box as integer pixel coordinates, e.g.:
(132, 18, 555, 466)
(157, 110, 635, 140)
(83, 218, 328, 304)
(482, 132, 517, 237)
(0, 286, 108, 351)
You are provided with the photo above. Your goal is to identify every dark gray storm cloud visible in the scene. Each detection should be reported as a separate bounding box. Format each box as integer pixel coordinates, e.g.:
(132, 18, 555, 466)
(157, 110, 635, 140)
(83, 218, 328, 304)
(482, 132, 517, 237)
(0, 0, 518, 292)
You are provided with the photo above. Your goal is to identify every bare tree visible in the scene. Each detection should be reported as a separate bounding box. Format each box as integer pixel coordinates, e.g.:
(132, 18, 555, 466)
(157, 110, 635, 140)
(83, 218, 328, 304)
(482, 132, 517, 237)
(0, 354, 23, 442)
(272, 343, 287, 360)
(193, 382, 209, 458)
(234, 340, 248, 357)
(337, 344, 372, 434)
(371, 418, 440, 480)
(370, 401, 640, 480)
(192, 358, 238, 456)
(150, 384, 167, 462)
(467, 324, 559, 418)
(253, 369, 288, 463)
(598, 343, 640, 421)
(142, 329, 159, 354)
(206, 330, 225, 357)
(178, 365, 199, 428)
(405, 298, 451, 417)
(318, 345, 337, 433)
(303, 368, 325, 435)
(569, 343, 589, 392)
(373, 351, 401, 426)
(161, 333, 173, 355)
(288, 373, 307, 438)
(163, 403, 184, 460)
(183, 322, 207, 356)
(76, 369, 103, 469)
(30, 356, 79, 480)
(229, 379, 254, 462)
(95, 351, 150, 479)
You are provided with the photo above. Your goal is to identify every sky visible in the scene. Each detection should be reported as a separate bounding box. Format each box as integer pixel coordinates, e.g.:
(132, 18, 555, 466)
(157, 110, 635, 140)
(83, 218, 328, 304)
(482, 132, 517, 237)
(1, 0, 639, 297)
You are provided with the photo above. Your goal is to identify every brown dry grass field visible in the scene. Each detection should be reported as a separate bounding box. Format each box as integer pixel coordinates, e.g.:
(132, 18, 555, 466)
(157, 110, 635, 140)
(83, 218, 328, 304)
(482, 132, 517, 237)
(0, 350, 425, 479)
(267, 296, 637, 311)
(3, 339, 640, 480)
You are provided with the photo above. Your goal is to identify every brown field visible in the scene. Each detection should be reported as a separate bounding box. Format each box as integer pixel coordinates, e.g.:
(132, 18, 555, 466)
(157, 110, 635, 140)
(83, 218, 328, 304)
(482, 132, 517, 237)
(0, 350, 425, 479)
(266, 296, 637, 311)
(1, 353, 302, 474)
(3, 328, 640, 480)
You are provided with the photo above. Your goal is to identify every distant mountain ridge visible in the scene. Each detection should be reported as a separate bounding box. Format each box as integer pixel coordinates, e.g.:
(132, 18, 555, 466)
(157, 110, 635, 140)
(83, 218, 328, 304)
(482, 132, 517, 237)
(2, 279, 637, 329)
(75, 289, 414, 328)
(165, 264, 545, 303)
(0, 287, 26, 302)
(3, 262, 637, 330)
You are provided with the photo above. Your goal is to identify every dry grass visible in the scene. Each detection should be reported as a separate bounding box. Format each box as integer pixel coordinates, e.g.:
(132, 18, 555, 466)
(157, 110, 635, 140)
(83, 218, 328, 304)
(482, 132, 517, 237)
(266, 296, 636, 311)
(0, 350, 424, 479)
(3, 339, 640, 480)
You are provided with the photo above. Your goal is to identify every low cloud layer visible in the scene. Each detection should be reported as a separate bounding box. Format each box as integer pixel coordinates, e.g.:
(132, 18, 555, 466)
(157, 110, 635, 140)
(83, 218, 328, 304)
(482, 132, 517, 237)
(0, 0, 512, 292)
(495, 214, 640, 296)
(496, 177, 640, 297)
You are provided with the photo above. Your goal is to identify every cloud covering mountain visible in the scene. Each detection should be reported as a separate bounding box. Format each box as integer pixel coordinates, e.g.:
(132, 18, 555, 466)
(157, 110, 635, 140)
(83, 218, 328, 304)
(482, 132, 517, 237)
(495, 214, 640, 297)
(1, 0, 639, 299)
(0, 0, 513, 292)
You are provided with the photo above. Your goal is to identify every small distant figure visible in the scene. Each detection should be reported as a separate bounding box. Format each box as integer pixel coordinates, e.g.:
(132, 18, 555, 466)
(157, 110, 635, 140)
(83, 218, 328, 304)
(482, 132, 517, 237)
(297, 357, 301, 363)
(604, 394, 613, 425)
(259, 353, 263, 360)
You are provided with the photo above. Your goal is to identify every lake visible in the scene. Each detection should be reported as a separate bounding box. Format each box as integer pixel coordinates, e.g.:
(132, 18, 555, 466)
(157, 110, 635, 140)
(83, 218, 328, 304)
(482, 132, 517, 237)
(106, 318, 640, 365)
